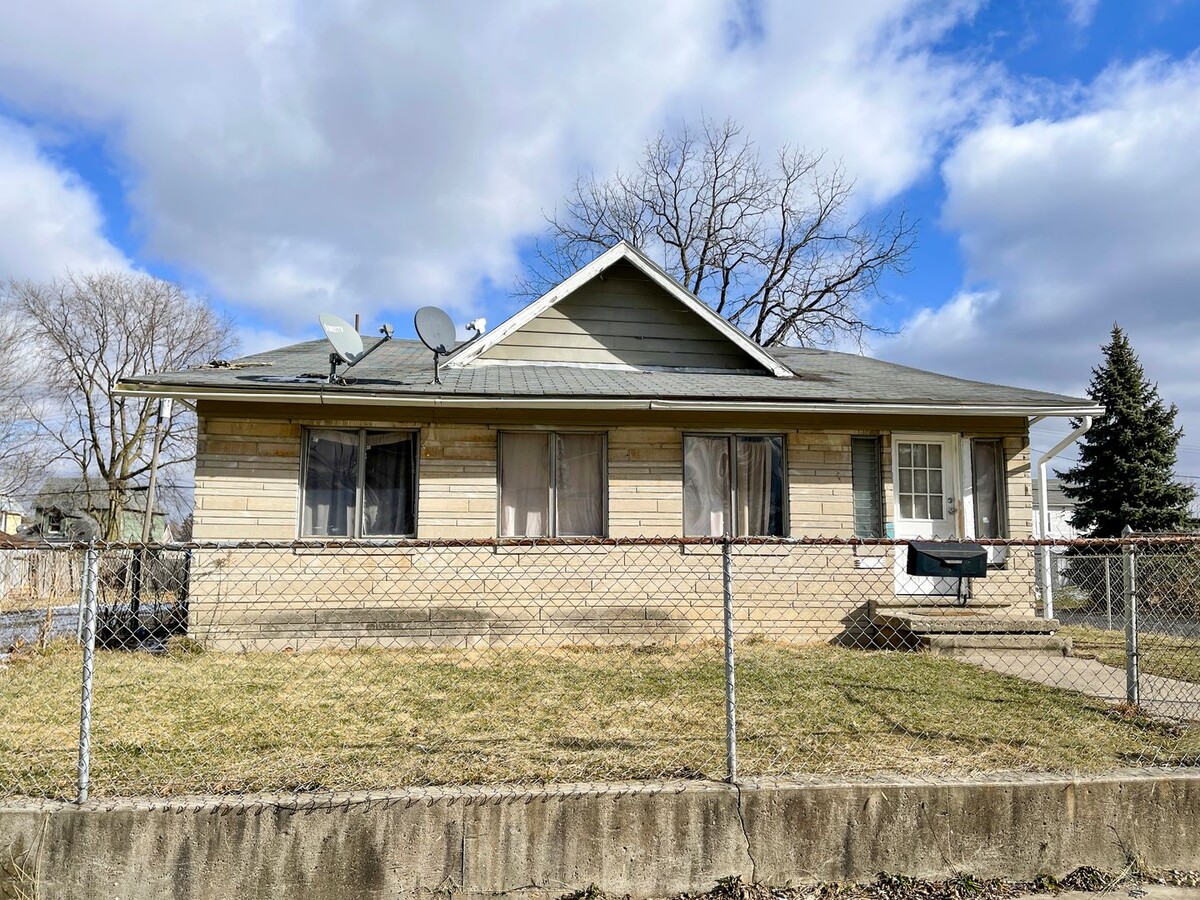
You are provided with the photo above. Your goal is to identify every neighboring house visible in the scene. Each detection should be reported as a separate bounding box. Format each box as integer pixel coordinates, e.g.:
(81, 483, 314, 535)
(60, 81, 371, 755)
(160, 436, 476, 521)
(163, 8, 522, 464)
(1032, 478, 1081, 540)
(29, 477, 169, 542)
(117, 242, 1099, 649)
(0, 496, 23, 535)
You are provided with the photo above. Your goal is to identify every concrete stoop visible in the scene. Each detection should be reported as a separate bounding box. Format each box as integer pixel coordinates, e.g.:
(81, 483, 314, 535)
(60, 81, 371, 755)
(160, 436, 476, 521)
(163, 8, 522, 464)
(874, 610, 1072, 657)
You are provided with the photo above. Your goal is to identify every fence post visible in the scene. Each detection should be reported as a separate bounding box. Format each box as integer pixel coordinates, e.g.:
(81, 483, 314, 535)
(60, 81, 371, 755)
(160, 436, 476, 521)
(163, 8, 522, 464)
(77, 543, 99, 804)
(76, 546, 93, 642)
(1104, 556, 1113, 631)
(1122, 526, 1139, 707)
(722, 537, 737, 784)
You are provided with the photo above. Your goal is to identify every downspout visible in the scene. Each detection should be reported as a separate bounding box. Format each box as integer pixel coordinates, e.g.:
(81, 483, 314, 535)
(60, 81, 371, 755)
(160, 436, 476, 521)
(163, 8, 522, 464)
(1037, 416, 1092, 619)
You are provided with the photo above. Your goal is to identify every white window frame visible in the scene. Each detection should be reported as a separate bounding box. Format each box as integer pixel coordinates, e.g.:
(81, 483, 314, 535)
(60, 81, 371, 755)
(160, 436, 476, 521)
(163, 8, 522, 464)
(496, 430, 609, 537)
(298, 427, 420, 539)
(682, 432, 789, 538)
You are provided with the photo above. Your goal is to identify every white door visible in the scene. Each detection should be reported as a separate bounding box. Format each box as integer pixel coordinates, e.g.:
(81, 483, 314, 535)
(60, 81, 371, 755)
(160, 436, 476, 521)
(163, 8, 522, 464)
(892, 434, 961, 596)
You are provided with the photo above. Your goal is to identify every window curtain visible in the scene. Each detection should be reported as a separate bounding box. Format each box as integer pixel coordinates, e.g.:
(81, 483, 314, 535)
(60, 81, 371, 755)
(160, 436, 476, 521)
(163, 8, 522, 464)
(684, 436, 730, 536)
(556, 433, 604, 536)
(303, 430, 359, 537)
(972, 440, 1004, 538)
(363, 432, 416, 536)
(736, 435, 785, 536)
(500, 433, 551, 537)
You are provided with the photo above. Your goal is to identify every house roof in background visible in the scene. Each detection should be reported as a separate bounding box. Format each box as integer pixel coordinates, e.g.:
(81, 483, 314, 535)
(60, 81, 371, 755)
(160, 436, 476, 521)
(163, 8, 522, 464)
(34, 477, 165, 516)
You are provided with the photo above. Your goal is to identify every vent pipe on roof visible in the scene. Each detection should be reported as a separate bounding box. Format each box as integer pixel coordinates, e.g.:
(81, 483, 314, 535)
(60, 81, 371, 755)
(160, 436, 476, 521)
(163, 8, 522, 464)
(1037, 415, 1092, 620)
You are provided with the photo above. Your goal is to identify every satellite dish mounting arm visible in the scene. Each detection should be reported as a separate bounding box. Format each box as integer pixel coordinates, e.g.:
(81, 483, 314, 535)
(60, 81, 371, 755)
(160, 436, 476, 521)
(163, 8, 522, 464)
(329, 324, 393, 382)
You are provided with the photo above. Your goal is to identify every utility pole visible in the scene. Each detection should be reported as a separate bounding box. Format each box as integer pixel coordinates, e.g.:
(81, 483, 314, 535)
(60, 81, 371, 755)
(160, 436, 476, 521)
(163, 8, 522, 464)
(132, 398, 172, 615)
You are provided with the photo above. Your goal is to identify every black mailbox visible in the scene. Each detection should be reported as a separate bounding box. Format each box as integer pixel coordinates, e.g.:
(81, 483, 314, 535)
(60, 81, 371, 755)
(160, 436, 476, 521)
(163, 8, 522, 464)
(906, 541, 988, 578)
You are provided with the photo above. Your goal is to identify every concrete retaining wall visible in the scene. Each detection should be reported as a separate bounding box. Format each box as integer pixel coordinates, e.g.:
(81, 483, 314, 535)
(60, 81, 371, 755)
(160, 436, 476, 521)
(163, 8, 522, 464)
(3, 771, 1198, 899)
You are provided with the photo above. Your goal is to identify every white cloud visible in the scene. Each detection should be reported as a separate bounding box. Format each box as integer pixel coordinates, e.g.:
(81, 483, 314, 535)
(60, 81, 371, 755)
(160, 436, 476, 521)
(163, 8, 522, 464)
(877, 55, 1200, 447)
(1063, 0, 1099, 28)
(0, 118, 129, 280)
(0, 0, 982, 331)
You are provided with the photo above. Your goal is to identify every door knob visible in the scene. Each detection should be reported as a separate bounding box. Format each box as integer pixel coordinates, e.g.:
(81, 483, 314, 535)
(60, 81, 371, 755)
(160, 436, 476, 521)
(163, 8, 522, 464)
(947, 496, 957, 514)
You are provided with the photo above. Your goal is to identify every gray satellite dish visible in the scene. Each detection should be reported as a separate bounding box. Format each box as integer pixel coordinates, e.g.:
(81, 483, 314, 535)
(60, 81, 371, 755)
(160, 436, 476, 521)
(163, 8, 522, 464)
(320, 313, 364, 364)
(415, 306, 456, 354)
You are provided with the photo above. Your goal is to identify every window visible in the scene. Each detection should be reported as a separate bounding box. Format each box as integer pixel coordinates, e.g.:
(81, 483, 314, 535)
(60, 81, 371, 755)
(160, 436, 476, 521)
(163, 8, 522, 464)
(971, 439, 1007, 538)
(850, 436, 884, 538)
(683, 434, 786, 537)
(301, 429, 417, 537)
(45, 509, 65, 536)
(499, 432, 606, 537)
(896, 441, 945, 520)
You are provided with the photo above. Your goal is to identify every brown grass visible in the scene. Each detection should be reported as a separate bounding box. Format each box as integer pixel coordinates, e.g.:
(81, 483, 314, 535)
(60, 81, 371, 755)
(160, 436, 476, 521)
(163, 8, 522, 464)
(1, 641, 1197, 800)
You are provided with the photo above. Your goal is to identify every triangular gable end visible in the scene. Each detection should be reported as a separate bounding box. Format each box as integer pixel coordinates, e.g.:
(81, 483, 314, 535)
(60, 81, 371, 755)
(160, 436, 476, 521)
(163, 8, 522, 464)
(446, 242, 793, 377)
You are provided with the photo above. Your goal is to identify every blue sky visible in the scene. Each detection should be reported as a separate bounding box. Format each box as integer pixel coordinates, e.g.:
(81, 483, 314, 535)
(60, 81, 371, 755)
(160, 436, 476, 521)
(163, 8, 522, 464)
(1, 0, 1199, 478)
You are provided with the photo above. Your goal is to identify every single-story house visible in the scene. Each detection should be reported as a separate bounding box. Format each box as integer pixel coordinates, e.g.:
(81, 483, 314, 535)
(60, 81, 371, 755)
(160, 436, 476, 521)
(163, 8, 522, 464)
(27, 477, 169, 543)
(1031, 478, 1081, 540)
(117, 242, 1100, 650)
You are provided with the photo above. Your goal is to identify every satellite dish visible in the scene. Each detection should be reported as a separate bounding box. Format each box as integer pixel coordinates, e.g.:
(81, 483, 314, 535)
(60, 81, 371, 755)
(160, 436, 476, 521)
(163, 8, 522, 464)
(414, 306, 456, 354)
(320, 313, 364, 364)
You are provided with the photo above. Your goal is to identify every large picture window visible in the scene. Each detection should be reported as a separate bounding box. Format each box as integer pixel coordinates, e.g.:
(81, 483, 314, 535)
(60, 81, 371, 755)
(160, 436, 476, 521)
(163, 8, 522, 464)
(499, 432, 606, 537)
(301, 429, 417, 537)
(683, 434, 786, 537)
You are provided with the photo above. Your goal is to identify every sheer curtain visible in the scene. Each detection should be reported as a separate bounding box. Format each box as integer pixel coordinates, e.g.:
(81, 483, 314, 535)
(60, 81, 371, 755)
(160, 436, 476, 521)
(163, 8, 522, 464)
(736, 436, 785, 536)
(556, 433, 604, 536)
(363, 432, 416, 536)
(303, 430, 359, 536)
(683, 436, 730, 536)
(500, 433, 551, 537)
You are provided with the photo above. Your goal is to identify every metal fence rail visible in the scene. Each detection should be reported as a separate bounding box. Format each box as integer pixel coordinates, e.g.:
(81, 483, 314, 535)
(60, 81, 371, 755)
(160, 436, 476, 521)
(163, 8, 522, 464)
(1, 535, 1197, 807)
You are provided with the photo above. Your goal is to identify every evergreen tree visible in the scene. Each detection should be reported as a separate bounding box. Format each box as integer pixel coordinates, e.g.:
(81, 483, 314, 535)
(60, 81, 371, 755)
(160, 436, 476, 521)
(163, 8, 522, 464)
(1059, 325, 1196, 537)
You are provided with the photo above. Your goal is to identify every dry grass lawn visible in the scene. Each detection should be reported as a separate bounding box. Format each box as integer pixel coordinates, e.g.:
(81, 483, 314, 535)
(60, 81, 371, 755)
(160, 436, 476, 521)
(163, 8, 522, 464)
(1062, 625, 1200, 685)
(1, 640, 1198, 800)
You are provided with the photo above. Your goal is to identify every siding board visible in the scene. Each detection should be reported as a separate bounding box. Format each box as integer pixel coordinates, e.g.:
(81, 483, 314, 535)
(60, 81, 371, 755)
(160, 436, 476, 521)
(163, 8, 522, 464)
(482, 260, 760, 370)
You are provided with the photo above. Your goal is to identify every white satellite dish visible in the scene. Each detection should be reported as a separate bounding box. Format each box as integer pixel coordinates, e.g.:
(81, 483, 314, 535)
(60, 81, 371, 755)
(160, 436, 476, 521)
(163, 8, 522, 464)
(320, 313, 364, 364)
(318, 313, 393, 382)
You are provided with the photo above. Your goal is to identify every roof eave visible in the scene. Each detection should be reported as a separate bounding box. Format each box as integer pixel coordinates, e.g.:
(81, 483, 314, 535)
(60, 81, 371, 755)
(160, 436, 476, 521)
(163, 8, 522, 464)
(113, 382, 1101, 418)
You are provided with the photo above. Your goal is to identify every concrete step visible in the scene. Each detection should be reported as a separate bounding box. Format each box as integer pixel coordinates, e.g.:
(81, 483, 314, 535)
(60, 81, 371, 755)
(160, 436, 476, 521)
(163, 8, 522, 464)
(924, 633, 1073, 657)
(876, 611, 1060, 635)
(870, 595, 1021, 613)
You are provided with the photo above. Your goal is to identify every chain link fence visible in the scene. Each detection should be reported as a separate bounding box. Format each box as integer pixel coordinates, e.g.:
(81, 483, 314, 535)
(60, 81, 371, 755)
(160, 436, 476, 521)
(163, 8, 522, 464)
(1, 536, 1198, 806)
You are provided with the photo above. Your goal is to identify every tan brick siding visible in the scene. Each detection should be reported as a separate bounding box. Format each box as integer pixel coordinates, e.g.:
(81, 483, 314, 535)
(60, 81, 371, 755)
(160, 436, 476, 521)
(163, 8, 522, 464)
(189, 404, 1035, 646)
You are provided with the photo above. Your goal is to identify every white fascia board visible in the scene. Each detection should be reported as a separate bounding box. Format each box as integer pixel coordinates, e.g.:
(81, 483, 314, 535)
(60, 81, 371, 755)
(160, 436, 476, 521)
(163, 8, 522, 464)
(443, 241, 795, 379)
(113, 383, 1102, 418)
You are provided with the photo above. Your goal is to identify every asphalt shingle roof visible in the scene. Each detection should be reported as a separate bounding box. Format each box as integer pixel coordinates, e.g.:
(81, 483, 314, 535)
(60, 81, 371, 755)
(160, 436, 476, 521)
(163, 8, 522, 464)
(122, 337, 1091, 410)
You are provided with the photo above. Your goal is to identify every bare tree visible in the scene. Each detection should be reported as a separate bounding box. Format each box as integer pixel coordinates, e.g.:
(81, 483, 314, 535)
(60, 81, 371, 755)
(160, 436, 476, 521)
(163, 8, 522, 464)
(0, 313, 43, 503)
(526, 118, 915, 347)
(5, 271, 236, 539)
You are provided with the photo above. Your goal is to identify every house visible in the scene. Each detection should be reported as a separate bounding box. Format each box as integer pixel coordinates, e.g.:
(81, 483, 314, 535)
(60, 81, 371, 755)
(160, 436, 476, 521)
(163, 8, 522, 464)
(116, 242, 1099, 650)
(0, 496, 22, 536)
(1032, 478, 1080, 540)
(28, 477, 169, 542)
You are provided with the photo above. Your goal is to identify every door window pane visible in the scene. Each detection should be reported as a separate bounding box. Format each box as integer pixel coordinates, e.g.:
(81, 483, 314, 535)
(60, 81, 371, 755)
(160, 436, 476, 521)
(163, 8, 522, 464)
(736, 435, 785, 537)
(363, 432, 416, 536)
(302, 430, 360, 537)
(556, 433, 604, 536)
(896, 440, 946, 523)
(684, 436, 730, 536)
(500, 433, 551, 537)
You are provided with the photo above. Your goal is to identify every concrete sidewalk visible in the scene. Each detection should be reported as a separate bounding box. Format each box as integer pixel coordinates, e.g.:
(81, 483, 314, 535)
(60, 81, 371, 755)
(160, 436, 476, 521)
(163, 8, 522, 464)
(959, 652, 1200, 721)
(1020, 887, 1200, 900)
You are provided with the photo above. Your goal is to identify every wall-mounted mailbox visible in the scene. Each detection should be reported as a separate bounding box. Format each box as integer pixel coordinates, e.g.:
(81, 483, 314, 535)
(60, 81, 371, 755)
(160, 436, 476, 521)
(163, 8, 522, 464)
(906, 541, 988, 579)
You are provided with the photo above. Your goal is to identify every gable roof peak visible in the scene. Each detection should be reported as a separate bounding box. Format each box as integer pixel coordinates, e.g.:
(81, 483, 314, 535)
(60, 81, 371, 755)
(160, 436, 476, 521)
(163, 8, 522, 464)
(447, 242, 793, 378)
